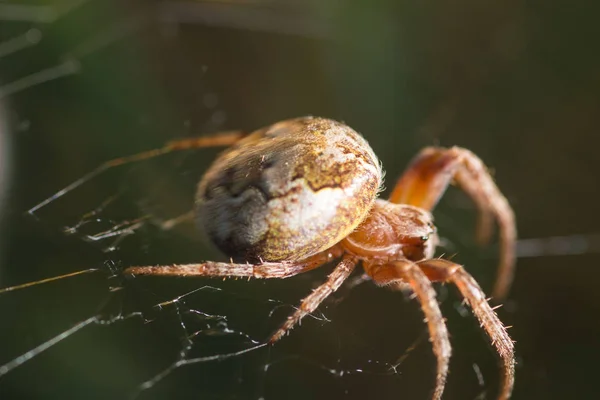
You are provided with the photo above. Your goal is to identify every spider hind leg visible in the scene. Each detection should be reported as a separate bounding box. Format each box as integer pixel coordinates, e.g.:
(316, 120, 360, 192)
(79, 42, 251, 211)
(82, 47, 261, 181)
(269, 256, 356, 343)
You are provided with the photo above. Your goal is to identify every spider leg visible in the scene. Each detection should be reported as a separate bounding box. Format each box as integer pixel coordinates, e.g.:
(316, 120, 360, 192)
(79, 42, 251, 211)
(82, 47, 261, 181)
(269, 255, 356, 343)
(389, 146, 516, 299)
(27, 130, 245, 215)
(417, 258, 515, 400)
(124, 249, 338, 279)
(366, 261, 450, 400)
(159, 210, 195, 231)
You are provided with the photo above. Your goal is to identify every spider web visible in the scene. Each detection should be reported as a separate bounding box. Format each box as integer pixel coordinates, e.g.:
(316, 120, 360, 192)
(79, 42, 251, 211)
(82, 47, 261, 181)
(3, 1, 600, 400)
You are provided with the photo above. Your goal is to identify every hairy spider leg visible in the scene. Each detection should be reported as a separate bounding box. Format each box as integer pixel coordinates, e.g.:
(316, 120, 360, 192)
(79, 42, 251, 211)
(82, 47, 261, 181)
(125, 249, 356, 342)
(389, 146, 516, 299)
(365, 261, 451, 400)
(124, 248, 338, 279)
(269, 255, 356, 343)
(27, 130, 245, 215)
(417, 258, 515, 400)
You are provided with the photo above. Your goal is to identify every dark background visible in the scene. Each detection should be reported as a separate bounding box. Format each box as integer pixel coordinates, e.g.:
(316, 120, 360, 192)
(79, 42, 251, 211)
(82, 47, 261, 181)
(1, 1, 599, 399)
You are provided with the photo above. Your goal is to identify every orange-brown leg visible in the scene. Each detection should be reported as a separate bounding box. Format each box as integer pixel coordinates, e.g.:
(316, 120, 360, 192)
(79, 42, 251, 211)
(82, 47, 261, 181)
(126, 250, 355, 344)
(269, 255, 356, 343)
(124, 249, 340, 279)
(389, 146, 516, 299)
(28, 130, 245, 215)
(366, 261, 451, 400)
(417, 258, 515, 400)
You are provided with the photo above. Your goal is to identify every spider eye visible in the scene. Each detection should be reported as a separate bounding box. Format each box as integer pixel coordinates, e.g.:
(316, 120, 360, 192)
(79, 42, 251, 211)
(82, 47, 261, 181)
(421, 235, 429, 241)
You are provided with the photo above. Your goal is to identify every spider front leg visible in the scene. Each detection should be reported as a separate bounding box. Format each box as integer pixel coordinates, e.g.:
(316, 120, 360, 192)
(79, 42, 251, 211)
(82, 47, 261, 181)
(417, 258, 515, 400)
(389, 146, 516, 299)
(366, 261, 450, 400)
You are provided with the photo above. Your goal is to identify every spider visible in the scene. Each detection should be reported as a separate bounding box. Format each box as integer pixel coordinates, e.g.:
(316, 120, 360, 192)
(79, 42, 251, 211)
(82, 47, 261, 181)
(32, 116, 516, 400)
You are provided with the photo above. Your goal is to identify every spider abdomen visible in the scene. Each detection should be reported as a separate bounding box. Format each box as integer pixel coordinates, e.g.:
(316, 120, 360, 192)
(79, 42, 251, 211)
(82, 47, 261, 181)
(195, 117, 383, 262)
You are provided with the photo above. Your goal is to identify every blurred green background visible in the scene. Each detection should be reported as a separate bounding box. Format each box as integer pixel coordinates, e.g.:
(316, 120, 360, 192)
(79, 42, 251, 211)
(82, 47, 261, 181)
(1, 1, 599, 399)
